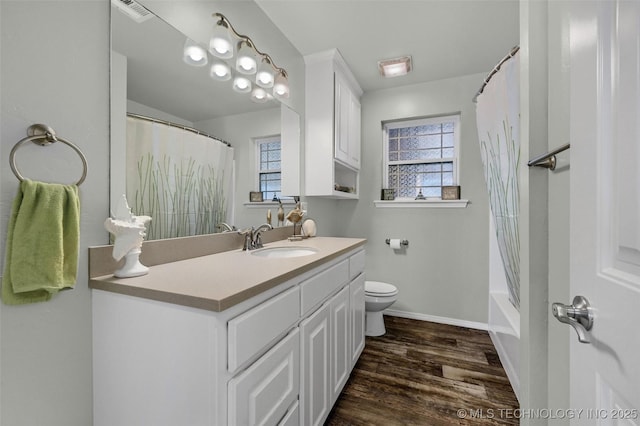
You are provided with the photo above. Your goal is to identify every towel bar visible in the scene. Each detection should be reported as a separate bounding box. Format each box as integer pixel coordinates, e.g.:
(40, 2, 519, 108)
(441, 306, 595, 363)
(527, 143, 570, 171)
(9, 124, 88, 186)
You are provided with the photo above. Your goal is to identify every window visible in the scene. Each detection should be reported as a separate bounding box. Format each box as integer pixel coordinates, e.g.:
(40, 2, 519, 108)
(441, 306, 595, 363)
(256, 135, 282, 201)
(383, 115, 460, 199)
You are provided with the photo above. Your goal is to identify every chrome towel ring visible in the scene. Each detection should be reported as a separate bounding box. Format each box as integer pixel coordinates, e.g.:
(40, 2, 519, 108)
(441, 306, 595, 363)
(9, 124, 88, 186)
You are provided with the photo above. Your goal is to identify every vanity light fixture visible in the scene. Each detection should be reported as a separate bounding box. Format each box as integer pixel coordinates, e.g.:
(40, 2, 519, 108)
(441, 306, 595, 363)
(210, 59, 232, 81)
(183, 39, 208, 67)
(378, 55, 412, 78)
(273, 71, 290, 99)
(233, 75, 252, 93)
(255, 57, 275, 88)
(207, 13, 290, 101)
(250, 87, 270, 103)
(209, 18, 234, 59)
(236, 40, 257, 75)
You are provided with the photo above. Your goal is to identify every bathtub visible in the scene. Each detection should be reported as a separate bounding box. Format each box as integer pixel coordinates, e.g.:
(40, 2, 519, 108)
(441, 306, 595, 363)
(488, 292, 519, 401)
(488, 215, 520, 401)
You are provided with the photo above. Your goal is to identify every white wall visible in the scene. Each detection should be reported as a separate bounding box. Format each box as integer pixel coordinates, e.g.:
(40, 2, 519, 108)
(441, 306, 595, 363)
(519, 0, 553, 420)
(335, 73, 491, 324)
(0, 1, 110, 425)
(546, 0, 571, 420)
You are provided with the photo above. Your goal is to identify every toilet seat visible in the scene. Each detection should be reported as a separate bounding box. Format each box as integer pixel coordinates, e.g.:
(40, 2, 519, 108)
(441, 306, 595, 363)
(365, 281, 398, 297)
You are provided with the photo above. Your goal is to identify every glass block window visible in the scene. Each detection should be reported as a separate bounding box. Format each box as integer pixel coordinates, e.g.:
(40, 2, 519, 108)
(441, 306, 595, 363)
(256, 136, 282, 200)
(384, 115, 460, 199)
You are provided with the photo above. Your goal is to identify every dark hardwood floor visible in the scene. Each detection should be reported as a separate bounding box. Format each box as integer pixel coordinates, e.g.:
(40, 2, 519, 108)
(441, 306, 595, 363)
(326, 315, 519, 425)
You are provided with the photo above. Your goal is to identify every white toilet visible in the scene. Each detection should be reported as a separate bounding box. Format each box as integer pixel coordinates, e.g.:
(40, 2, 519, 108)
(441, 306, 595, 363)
(364, 281, 399, 336)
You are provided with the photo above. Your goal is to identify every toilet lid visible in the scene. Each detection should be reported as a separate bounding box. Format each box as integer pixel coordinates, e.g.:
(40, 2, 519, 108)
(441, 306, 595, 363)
(365, 281, 398, 296)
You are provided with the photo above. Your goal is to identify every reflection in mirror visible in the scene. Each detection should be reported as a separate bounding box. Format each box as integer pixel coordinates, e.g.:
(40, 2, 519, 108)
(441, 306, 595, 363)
(124, 115, 234, 240)
(110, 1, 302, 239)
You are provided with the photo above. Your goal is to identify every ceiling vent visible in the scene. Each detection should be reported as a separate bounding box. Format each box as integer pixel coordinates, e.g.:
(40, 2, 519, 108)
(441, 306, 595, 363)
(111, 0, 154, 23)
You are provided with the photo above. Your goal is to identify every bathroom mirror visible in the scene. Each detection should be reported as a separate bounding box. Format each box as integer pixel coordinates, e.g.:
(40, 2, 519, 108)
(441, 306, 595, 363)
(110, 0, 302, 238)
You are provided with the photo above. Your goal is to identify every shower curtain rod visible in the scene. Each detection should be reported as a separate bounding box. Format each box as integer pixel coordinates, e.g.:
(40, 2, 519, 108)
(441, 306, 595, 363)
(126, 113, 231, 147)
(472, 45, 520, 103)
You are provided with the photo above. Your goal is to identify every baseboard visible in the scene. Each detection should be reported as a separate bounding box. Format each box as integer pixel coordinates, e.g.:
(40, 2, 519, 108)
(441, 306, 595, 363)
(384, 309, 488, 331)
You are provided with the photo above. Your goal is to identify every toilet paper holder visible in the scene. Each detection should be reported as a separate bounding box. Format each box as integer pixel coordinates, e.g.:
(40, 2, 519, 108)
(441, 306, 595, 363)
(385, 239, 409, 247)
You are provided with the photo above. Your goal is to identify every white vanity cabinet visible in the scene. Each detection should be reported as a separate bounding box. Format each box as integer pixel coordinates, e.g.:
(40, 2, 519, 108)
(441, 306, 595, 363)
(299, 252, 366, 426)
(305, 49, 363, 199)
(92, 246, 365, 426)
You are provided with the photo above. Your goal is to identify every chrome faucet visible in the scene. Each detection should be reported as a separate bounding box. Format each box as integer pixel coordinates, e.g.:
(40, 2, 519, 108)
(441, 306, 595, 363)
(252, 223, 273, 249)
(238, 223, 273, 251)
(217, 222, 236, 232)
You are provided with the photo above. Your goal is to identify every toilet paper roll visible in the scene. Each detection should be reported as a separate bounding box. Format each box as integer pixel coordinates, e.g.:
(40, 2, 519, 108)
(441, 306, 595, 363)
(389, 239, 402, 249)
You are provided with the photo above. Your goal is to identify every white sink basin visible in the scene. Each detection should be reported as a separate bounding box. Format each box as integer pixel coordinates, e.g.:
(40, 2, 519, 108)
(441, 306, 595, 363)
(251, 246, 318, 258)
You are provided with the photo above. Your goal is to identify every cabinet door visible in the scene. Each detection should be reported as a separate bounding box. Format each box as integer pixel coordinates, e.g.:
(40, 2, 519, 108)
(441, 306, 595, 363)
(300, 302, 330, 426)
(350, 273, 366, 367)
(228, 328, 300, 426)
(347, 92, 361, 169)
(334, 72, 351, 166)
(330, 286, 350, 404)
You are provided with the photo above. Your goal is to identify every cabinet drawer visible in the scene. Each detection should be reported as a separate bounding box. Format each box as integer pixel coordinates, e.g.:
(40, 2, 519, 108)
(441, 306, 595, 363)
(348, 249, 365, 280)
(278, 401, 299, 426)
(228, 328, 300, 426)
(300, 259, 349, 316)
(228, 286, 300, 373)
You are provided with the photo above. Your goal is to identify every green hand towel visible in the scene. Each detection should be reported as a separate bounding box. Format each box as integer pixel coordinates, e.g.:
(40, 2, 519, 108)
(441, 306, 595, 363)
(1, 179, 80, 305)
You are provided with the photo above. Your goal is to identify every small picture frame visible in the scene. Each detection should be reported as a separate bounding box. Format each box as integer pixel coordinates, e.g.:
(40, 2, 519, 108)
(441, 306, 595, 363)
(381, 188, 395, 200)
(441, 185, 461, 200)
(249, 191, 264, 202)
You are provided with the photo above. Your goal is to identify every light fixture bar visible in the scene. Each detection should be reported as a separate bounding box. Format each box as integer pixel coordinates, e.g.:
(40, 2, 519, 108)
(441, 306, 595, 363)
(212, 13, 288, 83)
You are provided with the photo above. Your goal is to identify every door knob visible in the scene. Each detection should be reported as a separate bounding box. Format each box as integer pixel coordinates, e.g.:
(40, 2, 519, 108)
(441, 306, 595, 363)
(552, 295, 594, 343)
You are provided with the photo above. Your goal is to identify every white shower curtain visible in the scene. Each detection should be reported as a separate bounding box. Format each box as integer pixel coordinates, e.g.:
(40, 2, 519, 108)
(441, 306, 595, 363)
(476, 51, 520, 310)
(126, 116, 234, 240)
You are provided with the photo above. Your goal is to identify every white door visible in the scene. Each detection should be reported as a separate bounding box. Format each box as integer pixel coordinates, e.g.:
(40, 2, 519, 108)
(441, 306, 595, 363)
(567, 0, 640, 421)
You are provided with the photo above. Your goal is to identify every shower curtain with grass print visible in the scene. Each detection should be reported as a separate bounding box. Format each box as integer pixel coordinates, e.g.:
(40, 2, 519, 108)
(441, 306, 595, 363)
(475, 50, 520, 310)
(126, 117, 234, 240)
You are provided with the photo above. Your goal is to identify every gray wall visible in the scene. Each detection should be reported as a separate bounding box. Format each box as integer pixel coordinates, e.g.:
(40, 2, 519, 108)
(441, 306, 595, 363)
(0, 1, 110, 425)
(336, 73, 491, 324)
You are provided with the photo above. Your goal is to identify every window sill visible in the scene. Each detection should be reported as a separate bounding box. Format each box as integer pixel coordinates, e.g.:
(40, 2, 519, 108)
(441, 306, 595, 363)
(244, 200, 296, 209)
(374, 199, 469, 208)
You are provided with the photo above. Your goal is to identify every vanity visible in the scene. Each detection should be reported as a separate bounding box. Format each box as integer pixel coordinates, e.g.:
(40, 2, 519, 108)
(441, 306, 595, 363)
(90, 236, 366, 426)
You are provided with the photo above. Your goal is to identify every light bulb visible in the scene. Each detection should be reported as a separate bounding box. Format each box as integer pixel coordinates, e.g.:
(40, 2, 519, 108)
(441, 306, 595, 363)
(210, 61, 231, 81)
(273, 72, 290, 99)
(233, 76, 252, 93)
(255, 58, 275, 88)
(250, 87, 269, 103)
(183, 39, 208, 67)
(209, 19, 233, 59)
(188, 47, 204, 61)
(235, 40, 257, 75)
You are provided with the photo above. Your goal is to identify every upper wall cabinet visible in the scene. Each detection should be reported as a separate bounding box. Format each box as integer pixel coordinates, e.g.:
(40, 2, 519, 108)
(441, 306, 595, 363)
(304, 49, 363, 199)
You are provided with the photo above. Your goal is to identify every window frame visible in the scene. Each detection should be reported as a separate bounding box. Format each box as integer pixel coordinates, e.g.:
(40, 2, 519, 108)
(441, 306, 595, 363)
(254, 135, 285, 202)
(382, 114, 461, 200)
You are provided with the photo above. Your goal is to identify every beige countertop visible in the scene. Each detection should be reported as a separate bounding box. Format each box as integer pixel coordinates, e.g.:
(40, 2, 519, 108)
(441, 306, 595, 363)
(89, 237, 366, 312)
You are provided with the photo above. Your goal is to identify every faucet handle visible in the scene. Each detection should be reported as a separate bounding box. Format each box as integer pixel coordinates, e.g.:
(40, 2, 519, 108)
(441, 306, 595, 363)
(237, 227, 253, 251)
